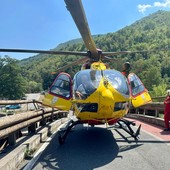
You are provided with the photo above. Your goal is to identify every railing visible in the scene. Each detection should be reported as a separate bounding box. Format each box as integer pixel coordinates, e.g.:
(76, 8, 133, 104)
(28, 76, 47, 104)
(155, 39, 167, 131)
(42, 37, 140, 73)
(0, 100, 67, 152)
(0, 97, 166, 152)
(128, 96, 165, 116)
(130, 102, 164, 117)
(128, 101, 166, 128)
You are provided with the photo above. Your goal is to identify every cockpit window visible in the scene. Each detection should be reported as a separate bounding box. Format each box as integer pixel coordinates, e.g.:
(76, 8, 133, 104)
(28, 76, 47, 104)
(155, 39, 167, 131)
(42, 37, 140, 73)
(73, 69, 129, 99)
(50, 74, 71, 99)
(73, 70, 101, 99)
(128, 74, 145, 96)
(103, 70, 129, 96)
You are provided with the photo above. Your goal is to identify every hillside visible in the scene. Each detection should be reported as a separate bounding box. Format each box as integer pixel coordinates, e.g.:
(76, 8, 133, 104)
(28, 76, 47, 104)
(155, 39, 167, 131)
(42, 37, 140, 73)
(19, 10, 170, 91)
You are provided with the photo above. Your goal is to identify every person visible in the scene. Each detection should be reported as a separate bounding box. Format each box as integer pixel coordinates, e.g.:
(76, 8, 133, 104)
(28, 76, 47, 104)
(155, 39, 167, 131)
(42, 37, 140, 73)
(122, 62, 131, 77)
(163, 90, 170, 131)
(76, 74, 95, 99)
(81, 60, 91, 70)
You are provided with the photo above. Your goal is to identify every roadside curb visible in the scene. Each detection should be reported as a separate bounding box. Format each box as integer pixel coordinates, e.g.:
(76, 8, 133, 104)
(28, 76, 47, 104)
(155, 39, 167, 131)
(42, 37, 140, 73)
(0, 118, 68, 170)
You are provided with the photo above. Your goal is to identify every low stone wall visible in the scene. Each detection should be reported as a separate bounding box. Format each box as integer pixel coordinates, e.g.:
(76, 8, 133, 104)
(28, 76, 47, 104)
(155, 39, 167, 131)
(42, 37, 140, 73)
(126, 114, 166, 127)
(0, 118, 68, 170)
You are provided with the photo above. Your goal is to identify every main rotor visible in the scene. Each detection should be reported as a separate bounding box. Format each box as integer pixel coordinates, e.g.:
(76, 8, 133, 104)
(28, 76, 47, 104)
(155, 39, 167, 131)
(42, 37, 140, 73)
(0, 0, 169, 71)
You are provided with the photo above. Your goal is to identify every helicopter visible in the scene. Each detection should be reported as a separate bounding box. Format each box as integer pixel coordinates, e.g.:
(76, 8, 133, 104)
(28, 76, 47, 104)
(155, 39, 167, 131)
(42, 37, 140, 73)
(0, 0, 153, 144)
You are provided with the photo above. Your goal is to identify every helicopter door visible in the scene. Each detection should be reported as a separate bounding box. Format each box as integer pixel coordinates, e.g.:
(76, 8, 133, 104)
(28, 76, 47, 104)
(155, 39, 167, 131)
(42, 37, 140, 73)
(128, 73, 152, 108)
(42, 73, 72, 110)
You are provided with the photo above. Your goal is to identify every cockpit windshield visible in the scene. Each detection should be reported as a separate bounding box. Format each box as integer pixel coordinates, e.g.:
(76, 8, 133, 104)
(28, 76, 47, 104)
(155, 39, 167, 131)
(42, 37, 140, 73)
(73, 70, 101, 99)
(73, 69, 129, 99)
(103, 70, 129, 96)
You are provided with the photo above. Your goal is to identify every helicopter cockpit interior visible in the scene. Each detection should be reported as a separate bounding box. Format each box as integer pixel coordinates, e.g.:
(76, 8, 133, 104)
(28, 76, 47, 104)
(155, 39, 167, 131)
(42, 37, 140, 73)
(50, 73, 72, 99)
(73, 69, 130, 100)
(128, 73, 145, 96)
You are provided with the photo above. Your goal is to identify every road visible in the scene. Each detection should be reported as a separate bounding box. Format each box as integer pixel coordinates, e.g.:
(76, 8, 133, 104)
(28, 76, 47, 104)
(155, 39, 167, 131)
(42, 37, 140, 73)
(24, 93, 41, 110)
(23, 118, 170, 170)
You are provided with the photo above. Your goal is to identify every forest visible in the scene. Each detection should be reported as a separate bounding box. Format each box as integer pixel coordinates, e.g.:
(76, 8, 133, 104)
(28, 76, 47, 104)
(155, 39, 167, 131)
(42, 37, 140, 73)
(0, 10, 170, 99)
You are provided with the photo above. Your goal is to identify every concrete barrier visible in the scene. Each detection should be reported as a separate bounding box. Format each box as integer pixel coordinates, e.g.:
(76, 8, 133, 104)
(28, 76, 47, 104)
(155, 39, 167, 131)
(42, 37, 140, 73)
(126, 114, 166, 127)
(0, 118, 68, 170)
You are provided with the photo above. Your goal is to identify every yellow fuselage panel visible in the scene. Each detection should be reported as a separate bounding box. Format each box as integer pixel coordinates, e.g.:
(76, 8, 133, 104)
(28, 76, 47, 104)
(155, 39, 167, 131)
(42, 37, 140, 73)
(75, 79, 129, 121)
(132, 91, 152, 108)
(91, 62, 107, 70)
(42, 93, 72, 110)
(76, 107, 128, 121)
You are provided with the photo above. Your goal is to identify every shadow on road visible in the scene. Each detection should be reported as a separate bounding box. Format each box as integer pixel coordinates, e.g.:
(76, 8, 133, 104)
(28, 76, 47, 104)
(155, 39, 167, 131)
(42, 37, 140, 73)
(33, 125, 120, 170)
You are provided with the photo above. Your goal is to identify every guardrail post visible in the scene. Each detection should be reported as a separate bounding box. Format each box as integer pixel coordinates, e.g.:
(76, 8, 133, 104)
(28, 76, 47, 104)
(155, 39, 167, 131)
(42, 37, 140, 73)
(143, 109, 146, 115)
(55, 112, 58, 120)
(8, 132, 16, 145)
(155, 109, 159, 117)
(135, 108, 139, 114)
(28, 123, 37, 134)
(63, 112, 68, 117)
(0, 138, 8, 152)
(49, 108, 54, 122)
(33, 100, 39, 110)
(40, 109, 46, 126)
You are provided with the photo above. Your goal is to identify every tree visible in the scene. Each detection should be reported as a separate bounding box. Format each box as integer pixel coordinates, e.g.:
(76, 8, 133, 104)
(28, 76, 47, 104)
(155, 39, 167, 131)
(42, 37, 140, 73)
(0, 56, 27, 99)
(28, 81, 43, 93)
(151, 83, 167, 97)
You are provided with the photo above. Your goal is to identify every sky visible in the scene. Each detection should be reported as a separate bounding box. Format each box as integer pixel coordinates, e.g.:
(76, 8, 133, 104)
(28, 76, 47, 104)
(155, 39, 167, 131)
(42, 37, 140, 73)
(0, 0, 170, 60)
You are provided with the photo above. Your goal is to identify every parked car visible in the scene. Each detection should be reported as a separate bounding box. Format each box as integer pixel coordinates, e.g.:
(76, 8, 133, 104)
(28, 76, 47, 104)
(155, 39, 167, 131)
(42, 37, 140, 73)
(5, 104, 21, 110)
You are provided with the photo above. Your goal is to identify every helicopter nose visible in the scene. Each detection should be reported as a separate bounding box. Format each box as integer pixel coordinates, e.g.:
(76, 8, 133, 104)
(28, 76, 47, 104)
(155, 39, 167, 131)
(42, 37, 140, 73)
(100, 89, 114, 106)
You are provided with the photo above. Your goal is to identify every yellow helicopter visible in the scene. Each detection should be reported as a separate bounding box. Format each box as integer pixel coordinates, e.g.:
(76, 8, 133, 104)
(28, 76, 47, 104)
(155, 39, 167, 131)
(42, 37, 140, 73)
(0, 0, 152, 144)
(41, 0, 152, 144)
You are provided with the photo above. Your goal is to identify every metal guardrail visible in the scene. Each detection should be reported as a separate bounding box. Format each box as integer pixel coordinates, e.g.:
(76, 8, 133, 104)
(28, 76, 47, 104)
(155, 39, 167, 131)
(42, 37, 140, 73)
(130, 102, 164, 117)
(128, 101, 166, 128)
(130, 96, 165, 117)
(0, 100, 67, 152)
(0, 98, 166, 151)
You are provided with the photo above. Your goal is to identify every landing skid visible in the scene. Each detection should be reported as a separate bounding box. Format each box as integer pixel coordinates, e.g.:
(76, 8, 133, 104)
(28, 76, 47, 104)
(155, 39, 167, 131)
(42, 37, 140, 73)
(58, 118, 141, 145)
(58, 120, 82, 145)
(117, 118, 141, 142)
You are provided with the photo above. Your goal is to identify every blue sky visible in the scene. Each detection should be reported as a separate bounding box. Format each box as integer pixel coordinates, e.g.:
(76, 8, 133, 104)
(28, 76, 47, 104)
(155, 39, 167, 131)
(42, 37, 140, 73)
(0, 0, 170, 60)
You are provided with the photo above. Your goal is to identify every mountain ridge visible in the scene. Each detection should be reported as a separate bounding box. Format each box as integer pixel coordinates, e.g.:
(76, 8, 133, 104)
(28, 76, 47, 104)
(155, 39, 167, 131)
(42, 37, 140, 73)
(19, 10, 170, 91)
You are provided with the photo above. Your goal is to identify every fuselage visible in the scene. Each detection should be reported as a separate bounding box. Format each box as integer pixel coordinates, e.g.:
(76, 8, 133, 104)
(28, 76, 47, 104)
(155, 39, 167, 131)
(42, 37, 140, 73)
(42, 61, 151, 125)
(72, 69, 130, 125)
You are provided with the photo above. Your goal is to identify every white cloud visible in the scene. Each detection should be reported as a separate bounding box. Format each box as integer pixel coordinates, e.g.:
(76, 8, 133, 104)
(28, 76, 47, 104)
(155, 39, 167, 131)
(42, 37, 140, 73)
(154, 0, 170, 7)
(138, 0, 170, 13)
(138, 4, 152, 14)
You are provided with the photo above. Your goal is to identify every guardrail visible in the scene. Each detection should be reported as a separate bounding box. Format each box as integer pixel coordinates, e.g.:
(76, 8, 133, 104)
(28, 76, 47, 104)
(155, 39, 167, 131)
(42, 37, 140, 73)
(0, 98, 167, 170)
(0, 100, 67, 152)
(0, 98, 166, 152)
(128, 101, 168, 128)
(0, 99, 41, 112)
(130, 102, 164, 117)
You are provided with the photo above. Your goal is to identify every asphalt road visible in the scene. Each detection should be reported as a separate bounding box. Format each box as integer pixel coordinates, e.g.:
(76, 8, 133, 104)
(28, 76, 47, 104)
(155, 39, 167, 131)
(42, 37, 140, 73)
(25, 93, 41, 110)
(23, 120, 170, 170)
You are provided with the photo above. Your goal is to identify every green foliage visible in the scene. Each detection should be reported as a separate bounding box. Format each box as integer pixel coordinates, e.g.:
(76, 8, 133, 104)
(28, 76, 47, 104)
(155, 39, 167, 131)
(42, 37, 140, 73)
(27, 81, 43, 93)
(24, 148, 35, 159)
(0, 56, 27, 99)
(151, 83, 167, 97)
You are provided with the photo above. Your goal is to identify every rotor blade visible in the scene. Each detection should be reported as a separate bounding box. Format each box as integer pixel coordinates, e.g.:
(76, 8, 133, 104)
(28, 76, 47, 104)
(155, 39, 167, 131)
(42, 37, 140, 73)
(53, 57, 89, 73)
(102, 48, 170, 57)
(64, 0, 98, 57)
(0, 48, 88, 56)
(103, 56, 117, 61)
